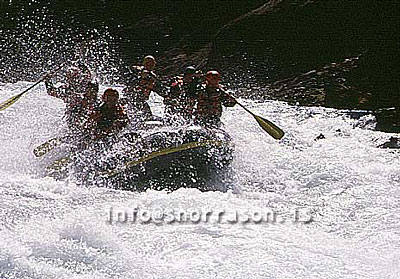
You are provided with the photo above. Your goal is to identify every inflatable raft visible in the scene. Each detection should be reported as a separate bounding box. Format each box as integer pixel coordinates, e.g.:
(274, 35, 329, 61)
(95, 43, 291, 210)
(41, 122, 234, 192)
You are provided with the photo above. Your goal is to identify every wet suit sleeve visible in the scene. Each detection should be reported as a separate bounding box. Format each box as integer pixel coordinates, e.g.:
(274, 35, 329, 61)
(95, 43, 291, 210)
(184, 78, 202, 99)
(167, 78, 181, 98)
(90, 108, 101, 122)
(75, 61, 91, 76)
(131, 65, 143, 73)
(221, 90, 237, 107)
(145, 71, 167, 98)
(122, 85, 146, 103)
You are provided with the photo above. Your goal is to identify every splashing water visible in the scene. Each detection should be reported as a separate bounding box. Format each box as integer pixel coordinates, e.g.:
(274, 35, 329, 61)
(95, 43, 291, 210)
(0, 0, 124, 84)
(0, 81, 399, 278)
(1, 2, 399, 277)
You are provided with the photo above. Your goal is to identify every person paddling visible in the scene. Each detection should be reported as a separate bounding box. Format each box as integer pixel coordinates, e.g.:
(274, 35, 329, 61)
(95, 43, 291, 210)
(164, 66, 203, 121)
(90, 88, 128, 139)
(195, 70, 236, 127)
(44, 63, 99, 136)
(122, 55, 165, 121)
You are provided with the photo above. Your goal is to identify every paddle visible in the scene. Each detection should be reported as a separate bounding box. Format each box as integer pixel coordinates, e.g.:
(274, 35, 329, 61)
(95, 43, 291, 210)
(221, 90, 285, 140)
(0, 63, 65, 111)
(34, 131, 95, 158)
(103, 140, 225, 178)
(33, 137, 63, 157)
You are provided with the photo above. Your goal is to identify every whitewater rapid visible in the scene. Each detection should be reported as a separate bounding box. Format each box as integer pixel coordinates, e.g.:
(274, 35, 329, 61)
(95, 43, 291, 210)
(0, 82, 399, 279)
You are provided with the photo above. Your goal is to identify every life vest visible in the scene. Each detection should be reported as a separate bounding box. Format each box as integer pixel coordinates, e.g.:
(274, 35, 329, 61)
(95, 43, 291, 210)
(94, 103, 127, 131)
(164, 76, 199, 117)
(136, 68, 157, 100)
(65, 98, 97, 131)
(196, 86, 236, 122)
(164, 77, 184, 110)
(123, 68, 158, 107)
(197, 87, 224, 118)
(62, 81, 99, 133)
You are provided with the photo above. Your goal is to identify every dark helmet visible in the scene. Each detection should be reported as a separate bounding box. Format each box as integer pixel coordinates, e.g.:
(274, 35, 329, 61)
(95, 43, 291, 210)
(102, 88, 119, 102)
(184, 66, 196, 75)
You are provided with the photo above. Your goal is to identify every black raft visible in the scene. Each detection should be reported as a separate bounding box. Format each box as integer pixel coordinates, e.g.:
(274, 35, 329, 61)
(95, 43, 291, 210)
(72, 124, 235, 192)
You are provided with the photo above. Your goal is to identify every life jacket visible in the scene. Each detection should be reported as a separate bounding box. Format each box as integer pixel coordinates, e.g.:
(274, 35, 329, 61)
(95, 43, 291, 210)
(94, 103, 127, 131)
(65, 99, 97, 132)
(164, 76, 199, 117)
(164, 77, 184, 111)
(196, 86, 236, 122)
(63, 81, 99, 133)
(197, 87, 224, 118)
(136, 68, 157, 100)
(45, 65, 99, 134)
(122, 68, 158, 108)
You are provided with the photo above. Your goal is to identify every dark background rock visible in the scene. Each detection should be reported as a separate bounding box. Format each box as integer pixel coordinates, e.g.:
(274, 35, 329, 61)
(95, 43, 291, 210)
(0, 0, 264, 82)
(210, 0, 400, 111)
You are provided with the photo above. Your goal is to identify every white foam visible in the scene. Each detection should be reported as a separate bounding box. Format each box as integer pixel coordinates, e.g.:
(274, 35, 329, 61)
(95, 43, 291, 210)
(0, 83, 399, 278)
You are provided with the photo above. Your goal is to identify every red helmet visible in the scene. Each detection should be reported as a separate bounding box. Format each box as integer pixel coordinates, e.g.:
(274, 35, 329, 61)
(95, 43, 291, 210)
(206, 71, 221, 88)
(206, 70, 220, 82)
(102, 88, 119, 102)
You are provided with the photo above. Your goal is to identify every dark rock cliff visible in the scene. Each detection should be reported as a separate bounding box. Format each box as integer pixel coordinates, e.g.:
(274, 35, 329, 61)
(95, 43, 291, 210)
(1, 0, 399, 129)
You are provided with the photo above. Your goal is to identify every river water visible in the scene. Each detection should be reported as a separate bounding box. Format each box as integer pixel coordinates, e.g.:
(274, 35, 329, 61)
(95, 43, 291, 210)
(0, 81, 399, 278)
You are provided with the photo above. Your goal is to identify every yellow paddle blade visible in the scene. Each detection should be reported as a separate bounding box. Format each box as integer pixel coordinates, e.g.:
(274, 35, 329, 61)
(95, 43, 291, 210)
(234, 100, 284, 140)
(254, 114, 285, 140)
(0, 93, 24, 111)
(33, 137, 63, 157)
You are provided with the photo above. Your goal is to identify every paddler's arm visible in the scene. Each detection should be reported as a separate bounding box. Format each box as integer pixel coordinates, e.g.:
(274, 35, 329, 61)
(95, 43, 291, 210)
(131, 65, 143, 73)
(87, 109, 108, 140)
(153, 78, 170, 98)
(74, 60, 91, 77)
(220, 87, 237, 107)
(89, 109, 102, 125)
(141, 70, 168, 98)
(44, 77, 69, 101)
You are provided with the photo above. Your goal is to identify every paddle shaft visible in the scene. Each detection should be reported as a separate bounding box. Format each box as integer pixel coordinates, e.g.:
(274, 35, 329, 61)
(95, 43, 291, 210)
(220, 89, 284, 139)
(0, 63, 65, 111)
(219, 89, 257, 117)
(20, 64, 65, 96)
(235, 100, 257, 117)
